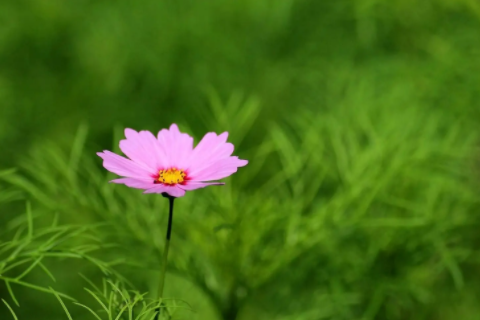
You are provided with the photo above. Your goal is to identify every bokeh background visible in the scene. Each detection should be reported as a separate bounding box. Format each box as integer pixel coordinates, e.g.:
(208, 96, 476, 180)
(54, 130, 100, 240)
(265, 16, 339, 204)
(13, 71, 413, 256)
(1, 0, 480, 319)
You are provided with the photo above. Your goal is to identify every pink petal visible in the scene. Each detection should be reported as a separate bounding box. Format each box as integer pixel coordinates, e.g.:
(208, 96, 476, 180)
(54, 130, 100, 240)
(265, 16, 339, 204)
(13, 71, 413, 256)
(143, 184, 186, 197)
(97, 151, 155, 179)
(120, 129, 168, 170)
(157, 124, 194, 169)
(178, 181, 225, 191)
(187, 132, 235, 176)
(189, 157, 248, 181)
(110, 178, 154, 189)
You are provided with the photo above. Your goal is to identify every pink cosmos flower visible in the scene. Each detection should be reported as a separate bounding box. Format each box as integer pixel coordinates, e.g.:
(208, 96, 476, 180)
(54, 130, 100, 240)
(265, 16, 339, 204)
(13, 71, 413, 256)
(97, 124, 248, 198)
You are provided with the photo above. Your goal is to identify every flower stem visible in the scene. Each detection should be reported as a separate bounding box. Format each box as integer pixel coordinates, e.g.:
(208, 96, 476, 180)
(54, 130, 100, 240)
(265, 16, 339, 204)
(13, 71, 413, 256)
(156, 195, 174, 319)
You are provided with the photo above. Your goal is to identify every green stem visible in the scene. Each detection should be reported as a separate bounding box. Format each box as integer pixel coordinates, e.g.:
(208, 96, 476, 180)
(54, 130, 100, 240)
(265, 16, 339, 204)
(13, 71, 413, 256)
(156, 196, 174, 319)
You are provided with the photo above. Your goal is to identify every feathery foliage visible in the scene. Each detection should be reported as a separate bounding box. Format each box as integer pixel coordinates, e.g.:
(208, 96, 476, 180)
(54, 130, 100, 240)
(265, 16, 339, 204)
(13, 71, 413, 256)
(1, 0, 480, 319)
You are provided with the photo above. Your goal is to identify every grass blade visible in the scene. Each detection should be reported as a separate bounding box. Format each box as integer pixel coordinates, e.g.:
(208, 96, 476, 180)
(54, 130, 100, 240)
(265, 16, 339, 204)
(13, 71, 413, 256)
(73, 302, 103, 320)
(5, 281, 19, 307)
(2, 299, 18, 320)
(51, 287, 73, 320)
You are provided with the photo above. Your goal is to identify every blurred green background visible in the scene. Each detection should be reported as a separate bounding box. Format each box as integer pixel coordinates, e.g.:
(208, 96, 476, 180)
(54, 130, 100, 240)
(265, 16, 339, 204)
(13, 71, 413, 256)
(1, 0, 480, 319)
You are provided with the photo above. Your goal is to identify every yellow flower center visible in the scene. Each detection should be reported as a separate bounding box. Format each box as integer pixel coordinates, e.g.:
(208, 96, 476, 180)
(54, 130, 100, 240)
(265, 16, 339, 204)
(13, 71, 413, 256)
(158, 168, 186, 185)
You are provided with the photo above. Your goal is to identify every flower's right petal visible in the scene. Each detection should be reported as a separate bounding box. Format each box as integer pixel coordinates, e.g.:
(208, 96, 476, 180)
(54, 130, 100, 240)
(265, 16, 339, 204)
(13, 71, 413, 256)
(178, 181, 224, 191)
(190, 157, 248, 181)
(187, 132, 233, 175)
(97, 151, 155, 179)
(110, 178, 153, 189)
(120, 129, 167, 170)
(143, 184, 186, 197)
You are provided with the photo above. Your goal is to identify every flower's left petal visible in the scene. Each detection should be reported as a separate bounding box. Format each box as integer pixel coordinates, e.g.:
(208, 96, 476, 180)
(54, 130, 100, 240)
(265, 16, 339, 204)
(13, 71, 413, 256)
(120, 129, 167, 170)
(97, 151, 155, 179)
(110, 178, 153, 189)
(178, 181, 225, 191)
(143, 185, 186, 198)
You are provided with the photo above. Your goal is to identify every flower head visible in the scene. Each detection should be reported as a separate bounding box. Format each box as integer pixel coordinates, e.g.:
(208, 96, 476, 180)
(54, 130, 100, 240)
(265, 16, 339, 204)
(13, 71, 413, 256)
(97, 124, 248, 197)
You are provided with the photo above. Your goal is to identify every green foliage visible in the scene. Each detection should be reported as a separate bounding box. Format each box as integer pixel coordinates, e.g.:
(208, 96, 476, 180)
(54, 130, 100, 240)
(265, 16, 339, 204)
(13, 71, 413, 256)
(62, 279, 190, 320)
(1, 0, 480, 319)
(3, 93, 480, 319)
(0, 199, 175, 319)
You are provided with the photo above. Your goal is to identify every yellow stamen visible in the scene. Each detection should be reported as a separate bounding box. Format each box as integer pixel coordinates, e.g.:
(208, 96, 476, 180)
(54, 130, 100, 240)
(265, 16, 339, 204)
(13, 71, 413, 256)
(157, 168, 186, 185)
